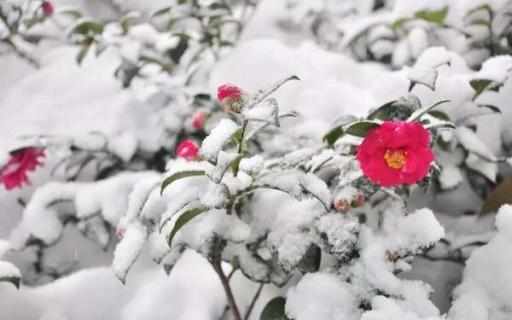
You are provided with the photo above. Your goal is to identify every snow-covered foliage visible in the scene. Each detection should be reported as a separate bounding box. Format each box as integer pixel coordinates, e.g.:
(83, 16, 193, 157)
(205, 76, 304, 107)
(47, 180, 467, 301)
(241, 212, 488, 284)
(1, 0, 512, 320)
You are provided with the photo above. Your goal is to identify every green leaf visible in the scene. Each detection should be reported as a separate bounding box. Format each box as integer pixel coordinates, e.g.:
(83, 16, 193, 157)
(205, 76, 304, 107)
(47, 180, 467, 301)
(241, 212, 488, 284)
(414, 6, 448, 25)
(470, 79, 492, 100)
(323, 126, 344, 146)
(344, 121, 380, 137)
(59, 9, 83, 18)
(169, 35, 189, 64)
(76, 45, 90, 65)
(260, 297, 288, 320)
(167, 207, 208, 246)
(367, 100, 397, 120)
(478, 104, 501, 113)
(468, 18, 490, 26)
(71, 20, 104, 36)
(391, 17, 412, 30)
(161, 170, 206, 194)
(408, 99, 450, 121)
(466, 4, 493, 18)
(0, 276, 20, 289)
(428, 110, 450, 121)
(151, 6, 171, 17)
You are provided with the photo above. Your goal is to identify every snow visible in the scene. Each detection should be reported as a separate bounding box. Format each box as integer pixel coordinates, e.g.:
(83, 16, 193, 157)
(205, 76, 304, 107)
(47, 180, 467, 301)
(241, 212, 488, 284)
(449, 205, 512, 320)
(286, 272, 360, 320)
(112, 221, 148, 283)
(200, 119, 240, 163)
(2, 0, 512, 319)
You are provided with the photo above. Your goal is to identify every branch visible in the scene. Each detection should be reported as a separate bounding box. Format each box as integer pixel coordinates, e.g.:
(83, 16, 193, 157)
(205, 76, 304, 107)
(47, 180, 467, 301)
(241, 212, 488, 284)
(211, 246, 242, 320)
(244, 283, 264, 320)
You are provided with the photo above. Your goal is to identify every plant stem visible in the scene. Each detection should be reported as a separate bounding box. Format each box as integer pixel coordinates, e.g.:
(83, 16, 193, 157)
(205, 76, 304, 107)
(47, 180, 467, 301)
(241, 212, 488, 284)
(244, 283, 264, 320)
(211, 249, 242, 320)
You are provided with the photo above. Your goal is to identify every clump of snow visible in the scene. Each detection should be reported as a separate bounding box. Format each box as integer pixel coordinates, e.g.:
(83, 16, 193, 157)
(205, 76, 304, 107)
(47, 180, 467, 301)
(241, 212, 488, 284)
(112, 221, 148, 283)
(449, 204, 512, 320)
(286, 272, 360, 320)
(200, 119, 239, 163)
(174, 209, 250, 254)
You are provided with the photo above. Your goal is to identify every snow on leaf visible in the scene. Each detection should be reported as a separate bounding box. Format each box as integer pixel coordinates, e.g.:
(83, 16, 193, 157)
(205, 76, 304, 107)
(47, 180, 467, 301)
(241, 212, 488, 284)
(167, 207, 209, 247)
(200, 118, 239, 163)
(242, 98, 279, 126)
(455, 127, 497, 162)
(161, 170, 206, 194)
(408, 65, 438, 90)
(247, 75, 299, 108)
(0, 261, 21, 289)
(205, 151, 241, 183)
(280, 149, 315, 169)
(300, 173, 331, 211)
(438, 166, 463, 190)
(466, 153, 497, 182)
(408, 99, 450, 121)
(112, 221, 148, 284)
(200, 182, 230, 208)
(122, 176, 161, 226)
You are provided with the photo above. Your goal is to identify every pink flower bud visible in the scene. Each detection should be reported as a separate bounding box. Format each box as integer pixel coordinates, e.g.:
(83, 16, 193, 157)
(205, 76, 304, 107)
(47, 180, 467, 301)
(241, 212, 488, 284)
(217, 84, 242, 112)
(42, 1, 54, 15)
(351, 195, 365, 208)
(176, 139, 199, 160)
(192, 112, 208, 131)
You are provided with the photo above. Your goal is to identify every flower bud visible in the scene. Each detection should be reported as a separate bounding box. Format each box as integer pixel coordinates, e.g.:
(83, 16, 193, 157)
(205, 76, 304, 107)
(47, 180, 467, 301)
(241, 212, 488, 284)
(351, 195, 365, 208)
(192, 112, 208, 131)
(176, 139, 199, 160)
(217, 84, 242, 112)
(42, 1, 54, 15)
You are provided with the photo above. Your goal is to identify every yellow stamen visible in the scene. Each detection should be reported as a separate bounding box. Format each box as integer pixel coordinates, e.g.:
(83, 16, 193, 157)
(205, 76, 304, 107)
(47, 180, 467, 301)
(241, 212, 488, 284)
(384, 149, 407, 169)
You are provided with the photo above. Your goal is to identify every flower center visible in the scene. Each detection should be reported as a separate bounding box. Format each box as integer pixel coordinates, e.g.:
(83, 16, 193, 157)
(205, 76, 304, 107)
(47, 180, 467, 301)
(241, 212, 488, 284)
(384, 149, 407, 169)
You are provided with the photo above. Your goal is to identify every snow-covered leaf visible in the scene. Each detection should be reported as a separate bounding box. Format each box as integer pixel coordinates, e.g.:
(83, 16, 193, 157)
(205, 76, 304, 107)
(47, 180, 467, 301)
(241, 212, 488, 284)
(456, 127, 497, 161)
(248, 75, 299, 108)
(243, 98, 279, 126)
(0, 261, 21, 289)
(161, 170, 206, 194)
(200, 118, 239, 163)
(112, 222, 148, 284)
(167, 207, 209, 246)
(408, 99, 450, 121)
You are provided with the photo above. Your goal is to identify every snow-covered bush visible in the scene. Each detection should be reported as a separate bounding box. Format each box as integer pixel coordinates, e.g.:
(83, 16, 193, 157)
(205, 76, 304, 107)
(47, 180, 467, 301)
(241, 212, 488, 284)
(1, 1, 512, 319)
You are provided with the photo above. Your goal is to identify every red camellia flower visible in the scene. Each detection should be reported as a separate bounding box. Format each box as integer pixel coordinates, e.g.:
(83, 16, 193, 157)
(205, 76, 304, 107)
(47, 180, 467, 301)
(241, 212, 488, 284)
(356, 121, 434, 187)
(192, 112, 208, 131)
(176, 139, 199, 160)
(217, 84, 242, 112)
(42, 1, 54, 15)
(0, 147, 45, 190)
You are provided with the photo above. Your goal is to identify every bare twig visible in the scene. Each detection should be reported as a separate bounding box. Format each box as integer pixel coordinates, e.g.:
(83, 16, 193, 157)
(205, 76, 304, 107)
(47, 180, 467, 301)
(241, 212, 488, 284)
(211, 248, 243, 320)
(244, 283, 264, 320)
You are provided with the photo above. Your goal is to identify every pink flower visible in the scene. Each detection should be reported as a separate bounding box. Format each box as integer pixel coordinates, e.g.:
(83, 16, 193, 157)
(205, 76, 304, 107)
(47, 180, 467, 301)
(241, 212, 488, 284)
(42, 1, 54, 15)
(176, 139, 199, 160)
(0, 147, 45, 190)
(217, 84, 242, 112)
(356, 121, 434, 187)
(192, 112, 208, 131)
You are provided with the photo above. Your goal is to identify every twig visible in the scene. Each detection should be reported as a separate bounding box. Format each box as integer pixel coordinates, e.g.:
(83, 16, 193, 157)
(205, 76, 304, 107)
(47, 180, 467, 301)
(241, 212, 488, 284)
(244, 283, 264, 320)
(211, 251, 242, 320)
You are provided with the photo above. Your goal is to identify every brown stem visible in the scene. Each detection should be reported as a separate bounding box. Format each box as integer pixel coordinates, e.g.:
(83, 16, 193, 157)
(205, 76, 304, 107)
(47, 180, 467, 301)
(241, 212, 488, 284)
(211, 256, 242, 320)
(244, 283, 264, 320)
